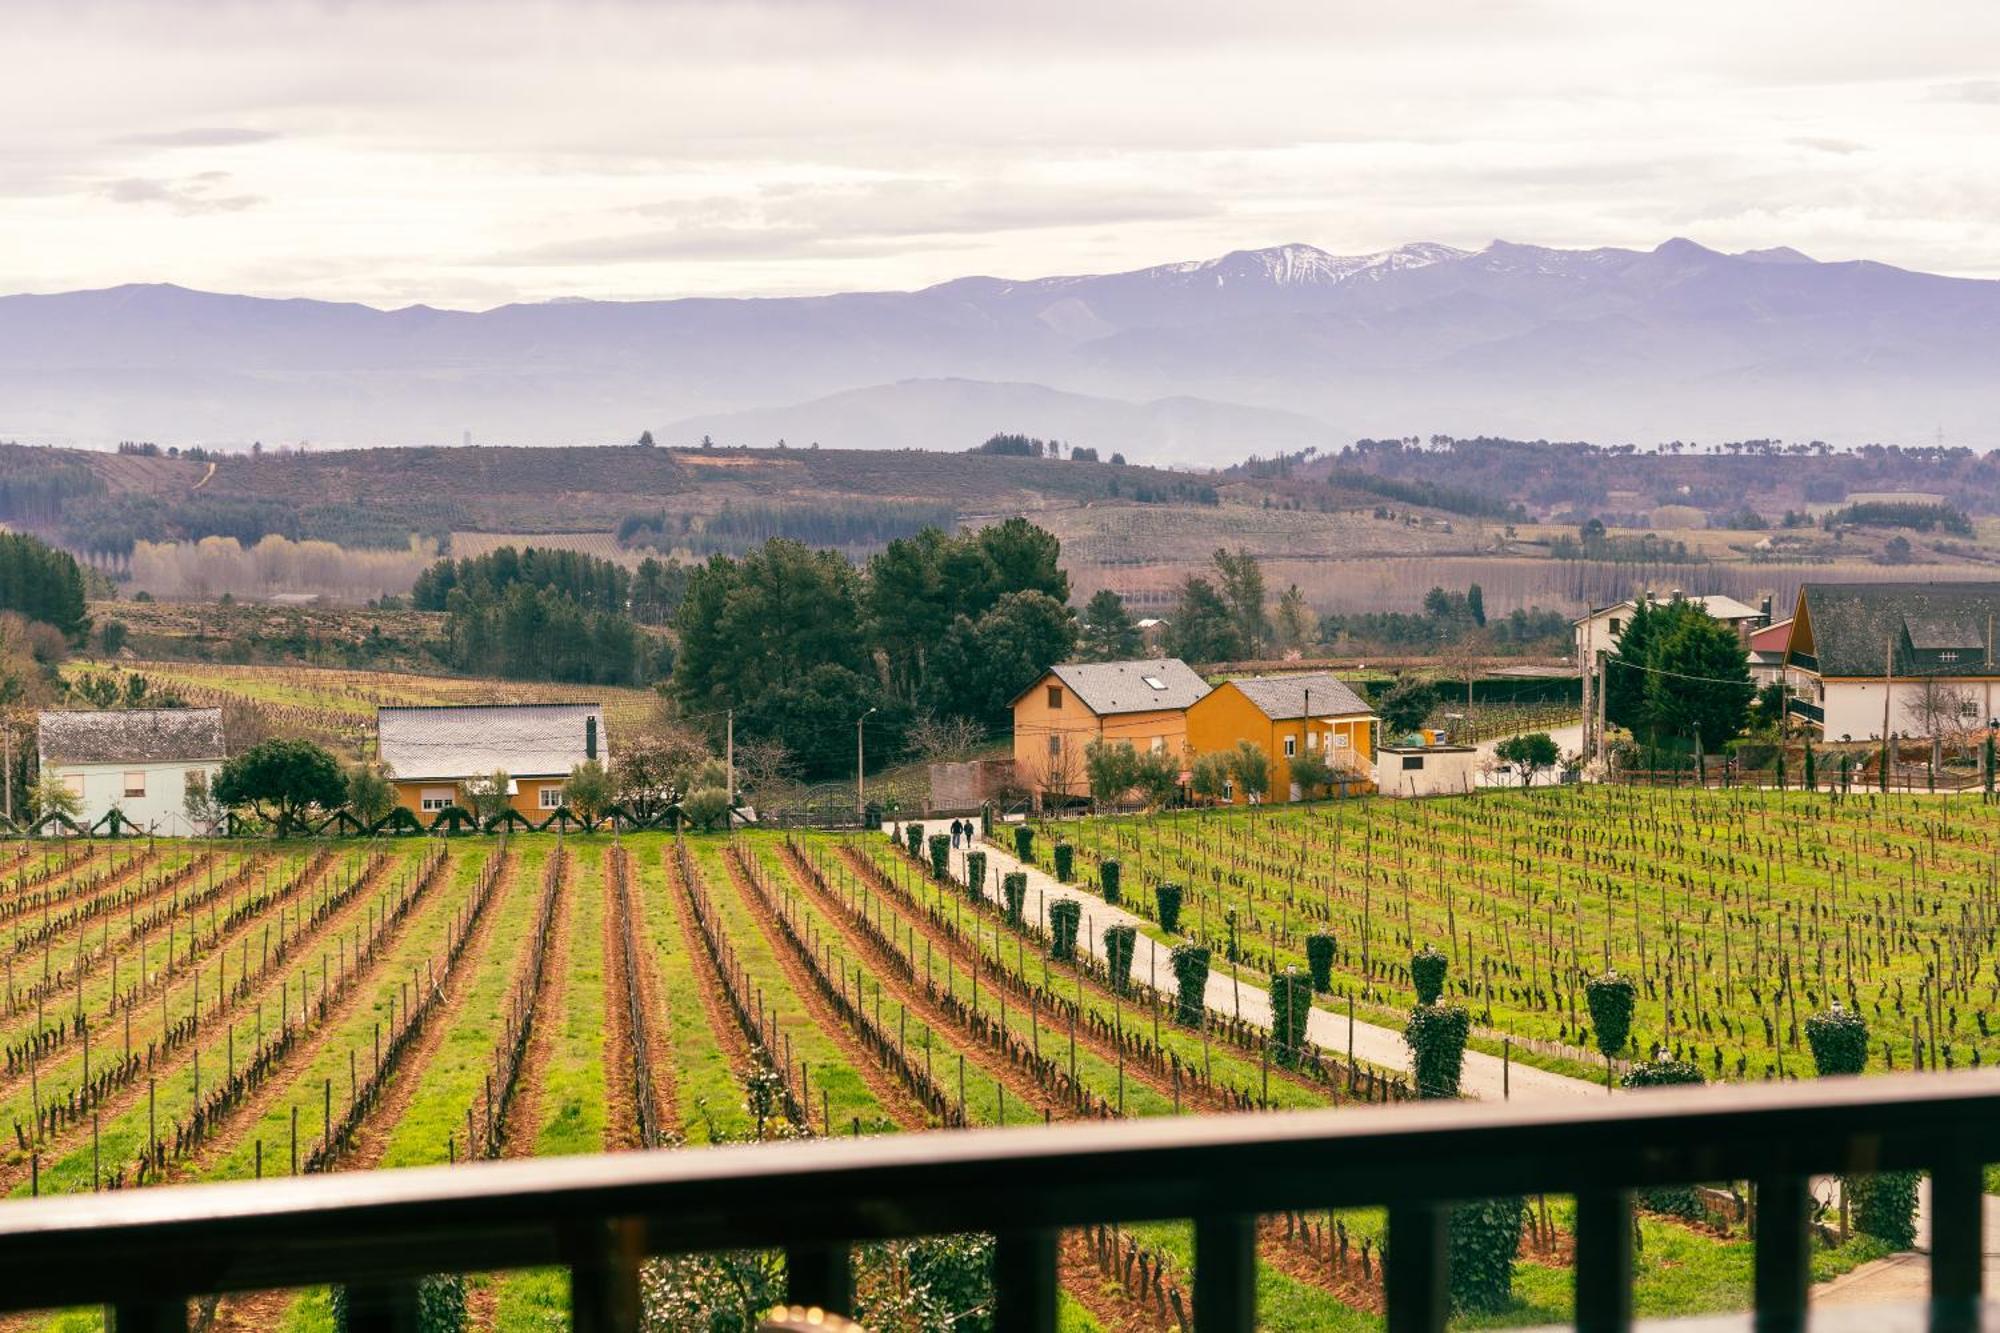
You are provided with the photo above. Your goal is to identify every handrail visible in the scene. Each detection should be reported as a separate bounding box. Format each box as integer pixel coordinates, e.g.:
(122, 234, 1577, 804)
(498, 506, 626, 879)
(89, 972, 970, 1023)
(0, 1070, 1989, 1330)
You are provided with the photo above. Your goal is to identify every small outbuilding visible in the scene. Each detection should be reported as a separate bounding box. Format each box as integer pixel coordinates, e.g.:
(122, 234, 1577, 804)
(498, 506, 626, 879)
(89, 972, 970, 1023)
(1374, 742, 1480, 798)
(37, 707, 227, 834)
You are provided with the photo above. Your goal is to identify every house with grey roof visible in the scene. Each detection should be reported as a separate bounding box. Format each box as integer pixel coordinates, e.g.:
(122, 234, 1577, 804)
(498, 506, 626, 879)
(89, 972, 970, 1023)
(1187, 672, 1378, 802)
(1009, 659, 1211, 801)
(1785, 582, 2000, 741)
(377, 703, 606, 818)
(36, 707, 226, 834)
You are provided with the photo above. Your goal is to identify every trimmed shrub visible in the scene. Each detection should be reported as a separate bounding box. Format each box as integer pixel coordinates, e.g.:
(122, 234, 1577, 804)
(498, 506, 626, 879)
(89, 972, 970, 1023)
(1411, 944, 1448, 1006)
(1804, 1005, 1915, 1246)
(1053, 841, 1074, 882)
(966, 850, 988, 901)
(1100, 858, 1122, 905)
(1155, 883, 1183, 933)
(905, 823, 925, 859)
(1305, 933, 1337, 993)
(1223, 908, 1242, 963)
(1049, 899, 1082, 961)
(1104, 924, 1137, 995)
(1804, 1005, 1868, 1076)
(1170, 944, 1211, 1026)
(1448, 1197, 1526, 1315)
(333, 1277, 466, 1332)
(1013, 824, 1035, 863)
(1405, 1002, 1470, 1099)
(1269, 967, 1312, 1068)
(1001, 872, 1028, 925)
(1621, 1058, 1706, 1217)
(927, 833, 951, 882)
(1585, 971, 1637, 1059)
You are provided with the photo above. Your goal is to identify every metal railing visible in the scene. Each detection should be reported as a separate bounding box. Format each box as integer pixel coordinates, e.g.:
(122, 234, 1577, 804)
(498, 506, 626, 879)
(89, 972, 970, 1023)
(0, 1071, 1990, 1332)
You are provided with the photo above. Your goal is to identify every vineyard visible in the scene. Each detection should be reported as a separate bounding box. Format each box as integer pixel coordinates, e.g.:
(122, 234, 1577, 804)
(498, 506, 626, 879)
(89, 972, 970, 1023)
(0, 809, 1927, 1331)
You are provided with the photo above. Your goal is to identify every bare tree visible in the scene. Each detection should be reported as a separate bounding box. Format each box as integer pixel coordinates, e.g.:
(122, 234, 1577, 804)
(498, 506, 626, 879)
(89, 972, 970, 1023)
(906, 712, 988, 763)
(1021, 739, 1086, 809)
(1903, 677, 1975, 748)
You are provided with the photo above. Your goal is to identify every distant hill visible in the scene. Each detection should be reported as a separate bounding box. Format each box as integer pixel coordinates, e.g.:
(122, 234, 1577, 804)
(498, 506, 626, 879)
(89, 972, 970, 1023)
(4, 237, 1997, 457)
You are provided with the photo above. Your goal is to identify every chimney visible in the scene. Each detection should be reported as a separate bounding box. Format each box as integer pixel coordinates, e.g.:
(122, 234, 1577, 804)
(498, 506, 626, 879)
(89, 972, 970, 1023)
(585, 715, 598, 762)
(1759, 592, 1773, 623)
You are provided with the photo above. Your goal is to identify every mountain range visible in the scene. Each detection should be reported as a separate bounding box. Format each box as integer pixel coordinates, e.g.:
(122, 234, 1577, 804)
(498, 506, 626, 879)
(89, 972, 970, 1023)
(4, 237, 1996, 463)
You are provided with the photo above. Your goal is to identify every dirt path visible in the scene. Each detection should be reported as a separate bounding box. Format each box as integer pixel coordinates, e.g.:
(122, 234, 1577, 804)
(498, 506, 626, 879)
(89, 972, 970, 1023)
(1058, 1230, 1178, 1332)
(500, 854, 571, 1158)
(770, 844, 1068, 1122)
(711, 851, 929, 1133)
(662, 848, 758, 1128)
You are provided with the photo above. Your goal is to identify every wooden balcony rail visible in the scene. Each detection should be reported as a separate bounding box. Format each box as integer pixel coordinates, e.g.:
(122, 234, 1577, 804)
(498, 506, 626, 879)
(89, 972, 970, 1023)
(0, 1070, 1990, 1333)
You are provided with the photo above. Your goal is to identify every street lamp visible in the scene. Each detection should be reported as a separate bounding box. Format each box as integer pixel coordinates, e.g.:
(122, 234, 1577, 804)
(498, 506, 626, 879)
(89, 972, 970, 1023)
(856, 706, 878, 819)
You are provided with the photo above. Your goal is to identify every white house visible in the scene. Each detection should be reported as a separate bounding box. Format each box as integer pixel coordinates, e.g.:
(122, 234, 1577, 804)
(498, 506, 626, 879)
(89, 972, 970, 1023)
(37, 708, 227, 835)
(1571, 592, 1765, 664)
(1785, 582, 2000, 741)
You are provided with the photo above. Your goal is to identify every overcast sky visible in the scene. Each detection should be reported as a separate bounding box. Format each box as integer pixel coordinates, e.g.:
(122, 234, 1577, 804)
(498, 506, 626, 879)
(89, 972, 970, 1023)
(6, 1, 1998, 308)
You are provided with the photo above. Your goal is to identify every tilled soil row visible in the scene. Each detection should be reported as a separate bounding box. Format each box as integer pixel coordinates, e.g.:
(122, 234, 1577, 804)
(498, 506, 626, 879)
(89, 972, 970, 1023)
(469, 847, 566, 1160)
(500, 850, 572, 1158)
(659, 845, 758, 1130)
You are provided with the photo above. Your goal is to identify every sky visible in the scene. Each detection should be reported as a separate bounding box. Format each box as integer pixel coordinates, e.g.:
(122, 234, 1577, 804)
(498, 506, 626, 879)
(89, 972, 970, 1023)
(5, 0, 1999, 308)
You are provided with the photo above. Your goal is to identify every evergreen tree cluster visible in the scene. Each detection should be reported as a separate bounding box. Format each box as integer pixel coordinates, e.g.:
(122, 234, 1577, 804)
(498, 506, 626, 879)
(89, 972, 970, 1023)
(0, 532, 90, 642)
(413, 546, 665, 686)
(1604, 597, 1753, 751)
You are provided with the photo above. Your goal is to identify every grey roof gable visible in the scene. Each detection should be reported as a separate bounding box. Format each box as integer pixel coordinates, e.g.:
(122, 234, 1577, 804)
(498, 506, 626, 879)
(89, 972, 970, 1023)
(1040, 659, 1210, 715)
(39, 708, 226, 767)
(378, 703, 606, 781)
(1228, 673, 1374, 720)
(1798, 582, 2000, 677)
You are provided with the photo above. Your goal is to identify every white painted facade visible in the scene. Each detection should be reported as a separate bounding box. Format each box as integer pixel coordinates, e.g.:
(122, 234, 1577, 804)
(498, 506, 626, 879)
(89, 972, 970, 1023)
(1375, 745, 1480, 797)
(1571, 594, 1764, 664)
(1808, 677, 1997, 742)
(45, 759, 223, 835)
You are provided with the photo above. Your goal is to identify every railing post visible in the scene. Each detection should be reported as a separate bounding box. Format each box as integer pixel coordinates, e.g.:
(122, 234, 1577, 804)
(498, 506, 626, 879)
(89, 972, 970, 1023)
(341, 1279, 425, 1333)
(1574, 1189, 1633, 1333)
(570, 1218, 644, 1333)
(1930, 1152, 1984, 1332)
(993, 1228, 1058, 1333)
(785, 1243, 853, 1316)
(1751, 1176, 1809, 1333)
(1385, 1202, 1447, 1333)
(106, 1300, 188, 1332)
(1194, 1213, 1255, 1333)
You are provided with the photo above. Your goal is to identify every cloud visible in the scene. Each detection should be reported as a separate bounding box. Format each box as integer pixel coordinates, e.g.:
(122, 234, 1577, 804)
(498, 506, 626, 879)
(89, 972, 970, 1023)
(117, 127, 279, 148)
(99, 174, 264, 215)
(1789, 137, 1867, 155)
(1933, 80, 2000, 104)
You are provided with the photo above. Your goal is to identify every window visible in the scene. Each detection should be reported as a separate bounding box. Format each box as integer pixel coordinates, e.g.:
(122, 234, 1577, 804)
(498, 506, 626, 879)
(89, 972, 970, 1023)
(420, 787, 454, 812)
(1941, 651, 1960, 663)
(1283, 735, 1297, 758)
(1609, 617, 1623, 635)
(123, 772, 146, 799)
(1223, 779, 1235, 800)
(1150, 736, 1166, 753)
(1141, 674, 1167, 690)
(61, 775, 83, 798)
(1047, 686, 1063, 709)
(1332, 733, 1350, 749)
(540, 785, 565, 810)
(1402, 755, 1425, 771)
(1048, 734, 1063, 756)
(1307, 732, 1320, 750)
(1962, 699, 1981, 718)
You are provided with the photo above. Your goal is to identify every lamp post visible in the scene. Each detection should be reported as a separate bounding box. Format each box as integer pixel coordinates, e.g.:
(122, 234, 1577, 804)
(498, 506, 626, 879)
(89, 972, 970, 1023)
(856, 707, 878, 818)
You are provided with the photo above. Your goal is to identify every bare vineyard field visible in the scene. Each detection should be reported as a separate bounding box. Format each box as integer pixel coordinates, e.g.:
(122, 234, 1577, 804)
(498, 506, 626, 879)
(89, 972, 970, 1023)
(0, 815, 1914, 1332)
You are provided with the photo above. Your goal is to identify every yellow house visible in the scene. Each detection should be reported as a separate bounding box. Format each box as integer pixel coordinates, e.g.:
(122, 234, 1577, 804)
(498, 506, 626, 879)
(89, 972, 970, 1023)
(378, 703, 606, 819)
(1185, 674, 1377, 802)
(1010, 658, 1211, 800)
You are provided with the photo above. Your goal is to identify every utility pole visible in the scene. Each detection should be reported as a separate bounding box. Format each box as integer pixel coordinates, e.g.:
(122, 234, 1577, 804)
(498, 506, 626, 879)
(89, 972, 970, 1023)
(1595, 647, 1608, 769)
(725, 709, 735, 825)
(1581, 614, 1593, 763)
(855, 706, 877, 817)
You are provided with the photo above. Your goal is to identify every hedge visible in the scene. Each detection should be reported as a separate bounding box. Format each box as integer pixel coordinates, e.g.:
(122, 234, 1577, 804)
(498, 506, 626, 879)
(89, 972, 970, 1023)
(1584, 971, 1636, 1059)
(927, 833, 951, 882)
(334, 1277, 466, 1332)
(1269, 968, 1312, 1068)
(1448, 1198, 1525, 1314)
(1305, 933, 1337, 993)
(965, 850, 988, 901)
(1170, 944, 1210, 1026)
(1100, 858, 1122, 905)
(1804, 1005, 1915, 1247)
(1013, 825, 1035, 863)
(1001, 872, 1028, 926)
(1405, 1002, 1470, 1099)
(1621, 1058, 1706, 1217)
(1048, 899, 1081, 961)
(1104, 925, 1137, 995)
(1155, 883, 1183, 934)
(905, 823, 925, 859)
(1052, 841, 1074, 882)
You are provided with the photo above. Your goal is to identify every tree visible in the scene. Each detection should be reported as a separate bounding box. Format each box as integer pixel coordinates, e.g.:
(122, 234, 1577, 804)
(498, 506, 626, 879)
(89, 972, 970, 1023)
(213, 738, 346, 834)
(1287, 746, 1340, 797)
(637, 430, 655, 447)
(1189, 751, 1232, 804)
(1466, 582, 1486, 627)
(1129, 745, 1183, 807)
(1078, 588, 1143, 661)
(1378, 677, 1439, 736)
(345, 765, 395, 825)
(459, 769, 513, 824)
(612, 730, 709, 820)
(1273, 584, 1314, 653)
(28, 774, 81, 824)
(99, 620, 129, 656)
(1904, 677, 1973, 744)
(1084, 739, 1141, 807)
(925, 591, 1076, 732)
(1166, 576, 1241, 663)
(1493, 732, 1560, 786)
(564, 759, 614, 823)
(1643, 607, 1754, 751)
(1227, 740, 1270, 803)
(904, 712, 986, 763)
(1212, 549, 1270, 657)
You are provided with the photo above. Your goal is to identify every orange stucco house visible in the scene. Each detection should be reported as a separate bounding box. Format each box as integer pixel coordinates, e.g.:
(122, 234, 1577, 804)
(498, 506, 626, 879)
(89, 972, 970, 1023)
(378, 702, 606, 819)
(1009, 658, 1211, 800)
(1186, 673, 1377, 802)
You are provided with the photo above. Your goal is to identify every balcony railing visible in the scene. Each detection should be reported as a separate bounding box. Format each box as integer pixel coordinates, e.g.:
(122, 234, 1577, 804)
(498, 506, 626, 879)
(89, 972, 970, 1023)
(0, 1071, 1991, 1332)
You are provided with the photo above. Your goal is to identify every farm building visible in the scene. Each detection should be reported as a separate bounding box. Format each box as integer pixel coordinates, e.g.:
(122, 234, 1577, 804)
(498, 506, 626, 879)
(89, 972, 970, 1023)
(1571, 592, 1765, 664)
(1784, 582, 2000, 741)
(1375, 742, 1480, 797)
(1010, 658, 1210, 801)
(1748, 617, 1795, 687)
(378, 702, 606, 819)
(36, 707, 226, 835)
(1186, 673, 1377, 802)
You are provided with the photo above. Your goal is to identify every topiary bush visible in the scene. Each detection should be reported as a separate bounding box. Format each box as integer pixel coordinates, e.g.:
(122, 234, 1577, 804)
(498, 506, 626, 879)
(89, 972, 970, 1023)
(1155, 883, 1183, 933)
(1104, 925, 1137, 995)
(1305, 933, 1337, 993)
(1001, 872, 1028, 925)
(1621, 1057, 1707, 1217)
(333, 1277, 467, 1332)
(1048, 898, 1081, 961)
(1585, 971, 1637, 1060)
(1052, 841, 1074, 882)
(927, 833, 951, 882)
(1411, 944, 1448, 1006)
(1223, 908, 1242, 963)
(1405, 1002, 1471, 1099)
(905, 823, 925, 859)
(1100, 858, 1121, 905)
(1170, 944, 1211, 1026)
(1804, 1005, 1868, 1076)
(966, 850, 988, 901)
(1269, 967, 1312, 1068)
(1013, 824, 1035, 863)
(1447, 1197, 1525, 1315)
(1804, 1005, 1915, 1247)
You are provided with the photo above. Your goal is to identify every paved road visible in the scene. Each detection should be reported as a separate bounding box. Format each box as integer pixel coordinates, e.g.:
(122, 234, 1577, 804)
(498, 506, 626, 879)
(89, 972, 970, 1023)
(1474, 722, 1587, 786)
(890, 823, 1599, 1104)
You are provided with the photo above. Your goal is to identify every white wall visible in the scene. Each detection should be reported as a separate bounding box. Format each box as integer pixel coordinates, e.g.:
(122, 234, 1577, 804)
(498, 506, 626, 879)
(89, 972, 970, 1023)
(1376, 747, 1481, 797)
(46, 760, 223, 835)
(1816, 678, 1999, 742)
